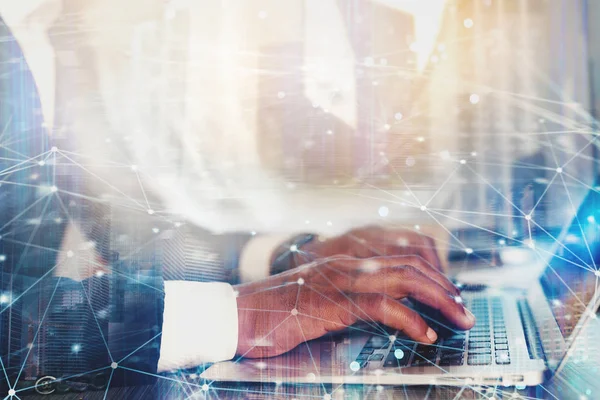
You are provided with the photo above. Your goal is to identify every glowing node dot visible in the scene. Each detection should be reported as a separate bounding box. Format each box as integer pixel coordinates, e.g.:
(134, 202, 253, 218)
(0, 255, 5, 262)
(277, 91, 286, 99)
(471, 151, 477, 156)
(556, 167, 563, 173)
(0, 294, 8, 304)
(8, 389, 15, 396)
(464, 18, 474, 28)
(349, 361, 360, 372)
(454, 296, 464, 304)
(414, 225, 420, 231)
(290, 244, 298, 252)
(305, 220, 310, 224)
(250, 230, 257, 235)
(525, 214, 531, 221)
(383, 124, 391, 131)
(71, 344, 81, 353)
(389, 335, 396, 342)
(202, 384, 209, 391)
(152, 227, 160, 234)
(416, 136, 425, 142)
(111, 362, 118, 369)
(465, 248, 473, 255)
(297, 278, 305, 285)
(291, 308, 298, 316)
(395, 112, 403, 121)
(95, 271, 104, 278)
(324, 394, 331, 400)
(595, 270, 600, 277)
(378, 206, 389, 217)
(131, 165, 138, 172)
(460, 159, 466, 165)
(38, 160, 45, 166)
(420, 205, 427, 211)
(147, 209, 154, 215)
(327, 221, 332, 226)
(51, 146, 58, 152)
(66, 250, 74, 258)
(469, 93, 480, 104)
(394, 349, 405, 360)
(50, 186, 58, 192)
(326, 129, 333, 135)
(258, 10, 268, 19)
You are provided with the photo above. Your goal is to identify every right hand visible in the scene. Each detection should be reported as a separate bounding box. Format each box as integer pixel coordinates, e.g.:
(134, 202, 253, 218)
(235, 256, 475, 358)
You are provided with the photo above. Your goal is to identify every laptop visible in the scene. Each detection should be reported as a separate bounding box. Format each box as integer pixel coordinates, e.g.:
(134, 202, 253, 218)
(201, 188, 600, 387)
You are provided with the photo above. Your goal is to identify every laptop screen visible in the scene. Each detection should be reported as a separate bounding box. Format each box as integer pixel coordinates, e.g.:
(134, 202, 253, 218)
(539, 188, 600, 340)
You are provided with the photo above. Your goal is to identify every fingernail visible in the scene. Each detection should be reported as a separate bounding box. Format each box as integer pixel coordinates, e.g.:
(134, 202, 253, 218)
(465, 308, 476, 324)
(426, 327, 438, 342)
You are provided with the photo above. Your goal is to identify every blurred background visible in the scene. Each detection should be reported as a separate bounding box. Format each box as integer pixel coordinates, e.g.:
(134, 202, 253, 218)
(41, 0, 597, 238)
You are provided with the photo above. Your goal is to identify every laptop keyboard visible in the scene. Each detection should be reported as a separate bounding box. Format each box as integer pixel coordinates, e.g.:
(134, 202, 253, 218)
(355, 296, 511, 370)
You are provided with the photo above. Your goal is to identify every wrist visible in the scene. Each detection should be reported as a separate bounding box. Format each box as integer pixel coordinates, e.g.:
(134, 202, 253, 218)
(270, 233, 317, 274)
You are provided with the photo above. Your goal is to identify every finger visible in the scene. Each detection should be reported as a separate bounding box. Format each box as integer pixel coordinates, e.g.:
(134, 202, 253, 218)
(393, 267, 475, 330)
(326, 256, 459, 295)
(416, 234, 443, 271)
(349, 265, 474, 329)
(349, 294, 438, 344)
(386, 231, 442, 271)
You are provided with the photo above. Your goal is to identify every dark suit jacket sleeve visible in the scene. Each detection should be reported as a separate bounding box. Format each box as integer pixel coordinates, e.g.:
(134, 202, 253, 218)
(0, 19, 254, 391)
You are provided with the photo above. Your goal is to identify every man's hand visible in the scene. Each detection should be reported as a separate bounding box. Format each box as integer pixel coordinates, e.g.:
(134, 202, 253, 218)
(293, 226, 443, 271)
(235, 256, 474, 358)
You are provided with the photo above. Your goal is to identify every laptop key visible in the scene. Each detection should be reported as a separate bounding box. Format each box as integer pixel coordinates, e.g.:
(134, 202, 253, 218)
(467, 348, 492, 355)
(439, 356, 464, 366)
(356, 354, 369, 361)
(468, 342, 491, 349)
(467, 355, 492, 365)
(494, 338, 508, 344)
(495, 350, 510, 364)
(360, 348, 375, 355)
(384, 349, 410, 367)
(368, 353, 385, 361)
(412, 357, 436, 366)
(495, 344, 508, 350)
(469, 336, 491, 343)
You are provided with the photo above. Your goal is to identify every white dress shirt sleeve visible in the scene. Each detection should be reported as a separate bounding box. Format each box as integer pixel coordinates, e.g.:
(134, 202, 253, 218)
(157, 281, 239, 372)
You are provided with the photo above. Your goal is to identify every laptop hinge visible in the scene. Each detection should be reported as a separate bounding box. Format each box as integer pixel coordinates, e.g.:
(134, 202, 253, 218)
(517, 298, 545, 361)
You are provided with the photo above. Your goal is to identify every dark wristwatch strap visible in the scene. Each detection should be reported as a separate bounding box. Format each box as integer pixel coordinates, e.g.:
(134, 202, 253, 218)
(270, 233, 316, 275)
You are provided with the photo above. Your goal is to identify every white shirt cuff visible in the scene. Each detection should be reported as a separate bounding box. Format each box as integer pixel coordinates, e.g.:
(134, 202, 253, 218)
(157, 281, 238, 372)
(238, 234, 294, 282)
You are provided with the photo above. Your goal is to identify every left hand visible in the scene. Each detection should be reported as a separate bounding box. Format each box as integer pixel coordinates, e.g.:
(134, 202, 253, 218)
(294, 225, 443, 271)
